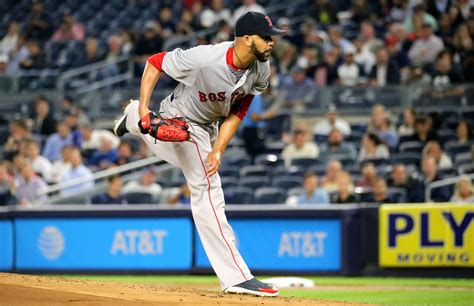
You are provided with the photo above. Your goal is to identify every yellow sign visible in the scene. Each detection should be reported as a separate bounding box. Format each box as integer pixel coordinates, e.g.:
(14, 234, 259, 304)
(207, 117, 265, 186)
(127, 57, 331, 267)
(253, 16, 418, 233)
(379, 204, 474, 267)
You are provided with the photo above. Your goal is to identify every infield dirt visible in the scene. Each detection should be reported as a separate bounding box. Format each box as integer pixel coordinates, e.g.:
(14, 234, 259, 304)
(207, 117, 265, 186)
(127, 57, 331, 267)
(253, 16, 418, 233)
(0, 273, 361, 305)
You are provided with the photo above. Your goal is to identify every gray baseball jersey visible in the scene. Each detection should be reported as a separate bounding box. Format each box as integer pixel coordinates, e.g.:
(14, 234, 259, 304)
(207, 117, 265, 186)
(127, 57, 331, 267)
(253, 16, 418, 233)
(124, 41, 271, 289)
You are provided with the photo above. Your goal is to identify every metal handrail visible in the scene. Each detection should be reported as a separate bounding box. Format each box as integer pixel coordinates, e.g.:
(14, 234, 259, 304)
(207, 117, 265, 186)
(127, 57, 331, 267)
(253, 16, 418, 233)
(56, 54, 131, 96)
(425, 173, 474, 202)
(40, 156, 166, 196)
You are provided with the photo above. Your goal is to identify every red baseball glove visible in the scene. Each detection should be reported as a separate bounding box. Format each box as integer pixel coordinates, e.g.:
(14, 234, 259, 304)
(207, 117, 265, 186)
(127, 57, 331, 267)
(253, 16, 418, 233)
(139, 112, 190, 142)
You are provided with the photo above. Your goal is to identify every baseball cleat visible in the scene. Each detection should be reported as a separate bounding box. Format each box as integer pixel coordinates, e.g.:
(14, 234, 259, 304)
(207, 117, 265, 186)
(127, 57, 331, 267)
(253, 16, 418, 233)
(224, 278, 279, 297)
(113, 103, 131, 137)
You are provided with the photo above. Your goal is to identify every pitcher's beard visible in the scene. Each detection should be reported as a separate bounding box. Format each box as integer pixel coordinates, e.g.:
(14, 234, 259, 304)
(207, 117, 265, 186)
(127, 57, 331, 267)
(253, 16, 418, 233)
(251, 42, 271, 62)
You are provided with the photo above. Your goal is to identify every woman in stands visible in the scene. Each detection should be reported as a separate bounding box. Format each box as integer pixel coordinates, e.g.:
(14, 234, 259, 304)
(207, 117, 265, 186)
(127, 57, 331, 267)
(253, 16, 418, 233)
(421, 140, 453, 170)
(450, 176, 474, 203)
(357, 133, 390, 162)
(456, 121, 473, 145)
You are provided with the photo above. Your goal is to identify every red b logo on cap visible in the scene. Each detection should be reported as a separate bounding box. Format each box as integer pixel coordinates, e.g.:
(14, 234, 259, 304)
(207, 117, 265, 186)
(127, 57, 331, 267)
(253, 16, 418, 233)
(265, 16, 272, 27)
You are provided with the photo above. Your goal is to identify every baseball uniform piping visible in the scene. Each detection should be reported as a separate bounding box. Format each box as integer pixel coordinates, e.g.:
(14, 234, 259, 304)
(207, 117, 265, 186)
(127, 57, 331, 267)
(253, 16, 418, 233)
(191, 138, 248, 282)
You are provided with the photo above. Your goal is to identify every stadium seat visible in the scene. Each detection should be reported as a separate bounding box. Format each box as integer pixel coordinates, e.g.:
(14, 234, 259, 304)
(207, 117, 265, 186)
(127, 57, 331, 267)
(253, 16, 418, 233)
(125, 192, 153, 204)
(399, 141, 424, 153)
(224, 187, 254, 204)
(254, 154, 283, 167)
(445, 142, 472, 157)
(272, 165, 304, 178)
(254, 187, 287, 204)
(272, 176, 303, 189)
(220, 176, 235, 189)
(387, 188, 407, 203)
(240, 165, 269, 177)
(455, 152, 472, 166)
(390, 153, 421, 167)
(314, 134, 328, 144)
(437, 129, 457, 145)
(361, 158, 389, 167)
(264, 141, 286, 155)
(219, 165, 240, 179)
(459, 163, 474, 174)
(349, 123, 367, 134)
(239, 176, 271, 189)
(287, 187, 303, 197)
(291, 158, 321, 168)
(308, 164, 327, 176)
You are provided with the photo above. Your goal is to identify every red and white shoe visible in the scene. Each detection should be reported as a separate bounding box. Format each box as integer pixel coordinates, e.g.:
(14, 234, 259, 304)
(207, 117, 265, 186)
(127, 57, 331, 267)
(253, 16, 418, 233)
(224, 278, 279, 297)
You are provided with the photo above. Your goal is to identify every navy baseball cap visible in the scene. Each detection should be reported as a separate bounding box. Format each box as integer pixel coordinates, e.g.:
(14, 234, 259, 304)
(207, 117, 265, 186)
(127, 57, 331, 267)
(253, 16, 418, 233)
(235, 12, 286, 37)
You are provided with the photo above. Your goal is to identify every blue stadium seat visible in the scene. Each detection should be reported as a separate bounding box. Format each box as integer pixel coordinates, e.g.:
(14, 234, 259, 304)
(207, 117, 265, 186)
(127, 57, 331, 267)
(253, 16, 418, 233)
(437, 129, 457, 145)
(361, 158, 389, 167)
(308, 165, 327, 176)
(125, 192, 153, 204)
(220, 176, 236, 189)
(272, 165, 304, 178)
(219, 165, 240, 179)
(239, 176, 271, 189)
(459, 163, 474, 174)
(455, 152, 472, 166)
(314, 134, 328, 144)
(390, 152, 421, 167)
(224, 187, 254, 204)
(399, 141, 424, 153)
(254, 187, 287, 204)
(445, 142, 472, 157)
(254, 154, 283, 167)
(240, 165, 269, 177)
(272, 176, 303, 189)
(291, 158, 321, 168)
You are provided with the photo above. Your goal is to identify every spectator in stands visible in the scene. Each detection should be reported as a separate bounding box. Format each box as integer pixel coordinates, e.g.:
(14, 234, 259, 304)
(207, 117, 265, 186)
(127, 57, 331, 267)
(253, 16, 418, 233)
(387, 163, 418, 202)
(51, 14, 85, 42)
(326, 26, 354, 55)
(24, 139, 52, 182)
(0, 21, 20, 59)
(25, 0, 52, 42)
(4, 120, 33, 161)
(313, 104, 351, 136)
(463, 50, 474, 82)
(212, 20, 234, 43)
(42, 121, 73, 162)
(353, 36, 376, 75)
(356, 162, 378, 188)
(19, 40, 47, 70)
(175, 10, 195, 36)
(64, 108, 83, 147)
(115, 141, 135, 166)
(377, 118, 399, 149)
(370, 177, 394, 203)
(293, 171, 330, 205)
(456, 121, 473, 145)
(398, 107, 416, 136)
(408, 114, 439, 144)
(92, 175, 127, 205)
(314, 48, 339, 86)
(49, 145, 72, 184)
(360, 22, 384, 54)
(337, 47, 362, 86)
(60, 147, 94, 195)
(408, 22, 444, 67)
(458, 0, 472, 19)
(200, 0, 231, 28)
(133, 21, 163, 67)
(79, 122, 120, 151)
(30, 96, 56, 137)
(16, 161, 48, 206)
(83, 38, 104, 66)
(121, 30, 136, 55)
(157, 6, 176, 38)
(312, 0, 338, 26)
(332, 171, 358, 203)
(0, 163, 15, 206)
(349, 0, 371, 23)
(88, 137, 119, 170)
(231, 0, 266, 26)
(404, 4, 438, 33)
(0, 54, 8, 78)
(450, 176, 474, 203)
(453, 23, 472, 61)
(281, 126, 319, 166)
(416, 156, 451, 202)
(388, 0, 409, 23)
(430, 50, 465, 100)
(369, 46, 401, 86)
(358, 133, 390, 162)
(319, 128, 357, 161)
(167, 182, 191, 205)
(321, 159, 342, 191)
(123, 168, 162, 201)
(280, 65, 315, 110)
(422, 140, 453, 170)
(426, 0, 452, 20)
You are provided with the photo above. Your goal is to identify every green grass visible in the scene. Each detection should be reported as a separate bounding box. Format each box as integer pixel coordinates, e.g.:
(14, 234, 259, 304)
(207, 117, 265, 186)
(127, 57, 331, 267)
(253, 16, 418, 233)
(62, 275, 474, 305)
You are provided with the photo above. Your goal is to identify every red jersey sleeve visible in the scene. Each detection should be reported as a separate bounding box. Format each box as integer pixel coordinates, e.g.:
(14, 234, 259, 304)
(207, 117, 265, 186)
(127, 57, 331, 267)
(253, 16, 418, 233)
(147, 52, 168, 72)
(230, 95, 254, 120)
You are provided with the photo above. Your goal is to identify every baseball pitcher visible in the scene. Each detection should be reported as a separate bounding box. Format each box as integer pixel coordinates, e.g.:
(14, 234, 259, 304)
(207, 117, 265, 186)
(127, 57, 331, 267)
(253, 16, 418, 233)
(114, 11, 285, 296)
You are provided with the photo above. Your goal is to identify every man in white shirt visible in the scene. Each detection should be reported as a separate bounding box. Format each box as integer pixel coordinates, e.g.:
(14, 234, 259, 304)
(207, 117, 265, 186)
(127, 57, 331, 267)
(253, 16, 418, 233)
(408, 23, 444, 67)
(313, 104, 351, 136)
(24, 139, 52, 182)
(123, 168, 162, 201)
(282, 125, 320, 166)
(337, 46, 361, 86)
(79, 122, 120, 150)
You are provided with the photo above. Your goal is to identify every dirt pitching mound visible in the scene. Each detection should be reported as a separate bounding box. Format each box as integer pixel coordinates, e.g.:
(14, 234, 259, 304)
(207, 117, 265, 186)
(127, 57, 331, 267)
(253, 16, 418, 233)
(0, 273, 358, 305)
